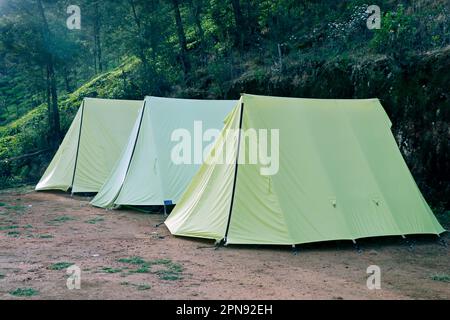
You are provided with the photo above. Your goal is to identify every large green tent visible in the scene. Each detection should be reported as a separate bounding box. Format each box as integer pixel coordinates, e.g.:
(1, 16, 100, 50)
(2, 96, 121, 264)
(165, 94, 445, 245)
(91, 96, 236, 208)
(35, 98, 142, 192)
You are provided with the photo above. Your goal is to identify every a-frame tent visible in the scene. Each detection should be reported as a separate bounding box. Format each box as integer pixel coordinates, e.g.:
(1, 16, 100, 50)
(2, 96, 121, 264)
(165, 94, 445, 245)
(90, 96, 237, 208)
(36, 98, 142, 193)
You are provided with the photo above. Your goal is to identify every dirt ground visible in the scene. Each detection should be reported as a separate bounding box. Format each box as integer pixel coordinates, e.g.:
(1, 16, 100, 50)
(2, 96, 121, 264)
(0, 186, 448, 300)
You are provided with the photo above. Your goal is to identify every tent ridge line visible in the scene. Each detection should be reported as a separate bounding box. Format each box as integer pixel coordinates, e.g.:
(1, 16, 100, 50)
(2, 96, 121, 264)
(224, 101, 245, 243)
(71, 100, 85, 193)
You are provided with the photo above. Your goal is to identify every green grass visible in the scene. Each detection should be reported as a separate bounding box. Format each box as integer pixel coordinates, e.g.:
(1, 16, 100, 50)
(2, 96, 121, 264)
(132, 264, 150, 274)
(157, 272, 182, 281)
(119, 281, 151, 291)
(136, 284, 151, 291)
(85, 217, 105, 224)
(5, 205, 27, 212)
(151, 259, 183, 281)
(9, 288, 39, 297)
(154, 263, 183, 281)
(7, 231, 20, 237)
(0, 225, 19, 230)
(431, 274, 450, 283)
(47, 216, 76, 224)
(38, 234, 53, 239)
(151, 259, 172, 265)
(0, 273, 5, 279)
(101, 267, 122, 274)
(117, 256, 147, 265)
(117, 256, 183, 280)
(0, 202, 6, 206)
(48, 262, 74, 270)
(23, 224, 33, 229)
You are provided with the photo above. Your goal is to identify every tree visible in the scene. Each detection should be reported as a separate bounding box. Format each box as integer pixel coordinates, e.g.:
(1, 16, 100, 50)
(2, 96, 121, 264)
(36, 0, 60, 147)
(93, 1, 103, 73)
(230, 0, 245, 49)
(172, 0, 191, 75)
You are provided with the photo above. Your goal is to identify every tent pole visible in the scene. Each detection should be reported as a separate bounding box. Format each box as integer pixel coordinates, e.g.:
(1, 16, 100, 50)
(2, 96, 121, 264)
(223, 102, 245, 245)
(71, 100, 85, 195)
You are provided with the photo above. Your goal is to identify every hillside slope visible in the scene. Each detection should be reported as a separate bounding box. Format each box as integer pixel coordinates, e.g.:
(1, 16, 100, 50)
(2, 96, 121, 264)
(0, 57, 142, 186)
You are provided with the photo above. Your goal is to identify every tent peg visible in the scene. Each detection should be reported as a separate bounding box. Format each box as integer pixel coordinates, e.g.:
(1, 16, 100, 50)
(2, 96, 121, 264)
(292, 244, 298, 256)
(402, 236, 415, 251)
(352, 240, 363, 254)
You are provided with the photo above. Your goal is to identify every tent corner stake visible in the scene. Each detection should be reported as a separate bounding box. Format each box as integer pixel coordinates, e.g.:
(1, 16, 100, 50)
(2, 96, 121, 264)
(353, 240, 363, 254)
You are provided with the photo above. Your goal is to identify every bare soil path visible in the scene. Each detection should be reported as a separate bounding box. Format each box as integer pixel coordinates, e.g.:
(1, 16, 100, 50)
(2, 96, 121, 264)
(0, 187, 448, 300)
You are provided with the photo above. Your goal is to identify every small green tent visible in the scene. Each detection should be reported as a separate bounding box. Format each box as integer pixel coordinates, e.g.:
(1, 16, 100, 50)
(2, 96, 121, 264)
(91, 96, 236, 208)
(165, 94, 445, 245)
(35, 98, 142, 192)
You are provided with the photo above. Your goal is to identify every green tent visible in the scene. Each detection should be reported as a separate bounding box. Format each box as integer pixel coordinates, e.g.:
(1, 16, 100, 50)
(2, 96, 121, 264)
(35, 98, 142, 192)
(165, 94, 445, 245)
(91, 96, 236, 208)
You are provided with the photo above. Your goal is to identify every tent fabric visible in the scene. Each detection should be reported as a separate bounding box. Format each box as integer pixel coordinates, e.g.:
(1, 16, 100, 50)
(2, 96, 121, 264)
(35, 98, 142, 192)
(165, 94, 445, 245)
(90, 96, 237, 208)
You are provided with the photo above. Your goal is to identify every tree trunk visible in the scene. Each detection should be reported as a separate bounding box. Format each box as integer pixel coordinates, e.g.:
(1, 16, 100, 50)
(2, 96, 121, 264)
(172, 0, 191, 75)
(231, 0, 245, 49)
(129, 0, 151, 93)
(63, 66, 72, 93)
(94, 1, 103, 73)
(188, 0, 205, 44)
(37, 0, 61, 148)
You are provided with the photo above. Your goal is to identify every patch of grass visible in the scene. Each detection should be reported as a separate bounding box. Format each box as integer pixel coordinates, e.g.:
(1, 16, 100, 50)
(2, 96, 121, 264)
(136, 284, 151, 291)
(150, 259, 172, 265)
(47, 216, 76, 224)
(0, 225, 19, 230)
(7, 231, 20, 237)
(155, 269, 183, 281)
(6, 205, 27, 212)
(48, 262, 74, 270)
(117, 256, 146, 265)
(118, 256, 183, 280)
(38, 234, 53, 239)
(158, 273, 182, 281)
(23, 224, 33, 229)
(431, 274, 450, 283)
(120, 281, 151, 291)
(0, 273, 5, 279)
(132, 264, 151, 274)
(85, 217, 105, 224)
(9, 288, 39, 297)
(101, 267, 122, 274)
(0, 202, 6, 206)
(151, 260, 183, 281)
